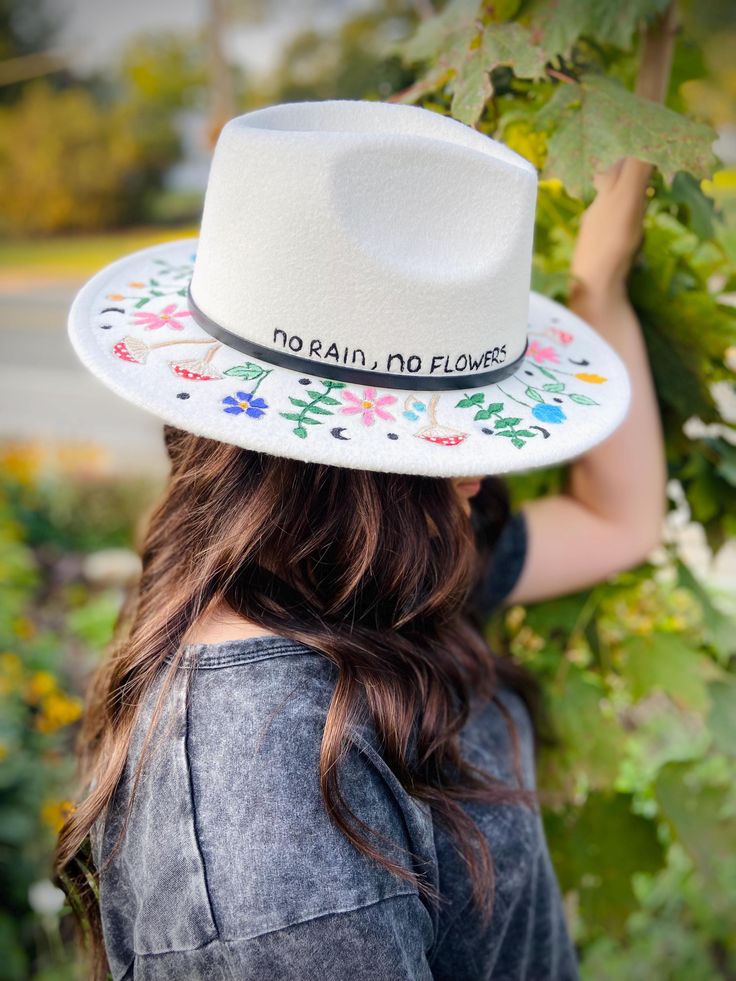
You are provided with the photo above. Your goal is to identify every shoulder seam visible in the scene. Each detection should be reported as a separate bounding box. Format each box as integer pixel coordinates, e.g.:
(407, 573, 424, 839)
(183, 677, 222, 939)
(132, 890, 424, 957)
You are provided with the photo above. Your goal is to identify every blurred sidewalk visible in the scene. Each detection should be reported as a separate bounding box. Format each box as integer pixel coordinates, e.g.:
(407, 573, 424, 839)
(0, 277, 169, 476)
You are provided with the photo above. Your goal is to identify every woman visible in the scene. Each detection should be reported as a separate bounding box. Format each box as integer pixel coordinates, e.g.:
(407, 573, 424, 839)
(55, 100, 665, 980)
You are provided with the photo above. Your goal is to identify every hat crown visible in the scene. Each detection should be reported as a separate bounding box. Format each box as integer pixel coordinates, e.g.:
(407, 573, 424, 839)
(189, 99, 538, 387)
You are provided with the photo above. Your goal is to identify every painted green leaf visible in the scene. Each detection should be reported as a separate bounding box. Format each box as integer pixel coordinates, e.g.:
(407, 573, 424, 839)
(301, 416, 321, 425)
(307, 405, 334, 416)
(514, 430, 537, 437)
(280, 412, 304, 422)
(495, 417, 521, 427)
(473, 406, 496, 421)
(320, 396, 342, 405)
(288, 397, 309, 407)
(537, 75, 718, 199)
(293, 426, 307, 439)
(224, 362, 266, 379)
(543, 382, 566, 393)
(525, 386, 544, 402)
(568, 393, 598, 405)
(457, 392, 485, 407)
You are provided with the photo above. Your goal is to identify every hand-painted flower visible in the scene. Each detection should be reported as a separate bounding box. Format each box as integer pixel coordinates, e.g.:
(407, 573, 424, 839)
(222, 391, 268, 418)
(532, 403, 566, 424)
(575, 372, 607, 384)
(133, 304, 193, 331)
(549, 328, 574, 344)
(527, 341, 560, 364)
(340, 386, 397, 426)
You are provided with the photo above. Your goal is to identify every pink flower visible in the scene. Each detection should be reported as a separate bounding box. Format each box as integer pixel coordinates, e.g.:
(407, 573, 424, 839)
(549, 327, 574, 345)
(132, 304, 192, 331)
(340, 386, 397, 426)
(527, 340, 560, 364)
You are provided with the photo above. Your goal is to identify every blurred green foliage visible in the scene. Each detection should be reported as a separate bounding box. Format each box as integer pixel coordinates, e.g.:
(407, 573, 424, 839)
(0, 448, 159, 979)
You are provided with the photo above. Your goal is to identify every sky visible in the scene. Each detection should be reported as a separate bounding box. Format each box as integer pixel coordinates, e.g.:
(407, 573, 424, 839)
(54, 0, 373, 78)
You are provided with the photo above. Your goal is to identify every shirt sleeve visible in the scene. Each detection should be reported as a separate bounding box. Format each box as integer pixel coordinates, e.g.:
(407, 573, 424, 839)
(128, 894, 434, 980)
(470, 508, 528, 615)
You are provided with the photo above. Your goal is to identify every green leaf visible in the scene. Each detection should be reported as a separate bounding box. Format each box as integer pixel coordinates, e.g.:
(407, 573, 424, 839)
(392, 1, 545, 125)
(280, 412, 304, 422)
(294, 426, 307, 439)
(537, 75, 718, 199)
(545, 793, 664, 939)
(485, 402, 504, 413)
(541, 669, 625, 794)
(514, 430, 537, 437)
(656, 761, 736, 887)
(494, 417, 521, 427)
(301, 416, 321, 425)
(511, 437, 525, 447)
(288, 397, 308, 407)
(525, 386, 544, 402)
(457, 392, 485, 407)
(620, 634, 712, 715)
(536, 365, 559, 380)
(320, 396, 342, 405)
(223, 363, 266, 379)
(543, 382, 565, 393)
(706, 679, 736, 756)
(473, 406, 496, 421)
(525, 0, 672, 58)
(307, 405, 333, 416)
(568, 393, 598, 405)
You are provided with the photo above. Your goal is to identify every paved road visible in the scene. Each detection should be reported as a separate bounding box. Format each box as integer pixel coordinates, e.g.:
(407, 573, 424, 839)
(0, 279, 168, 475)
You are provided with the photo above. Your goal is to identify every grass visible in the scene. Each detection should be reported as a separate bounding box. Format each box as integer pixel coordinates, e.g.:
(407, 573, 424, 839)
(0, 226, 199, 281)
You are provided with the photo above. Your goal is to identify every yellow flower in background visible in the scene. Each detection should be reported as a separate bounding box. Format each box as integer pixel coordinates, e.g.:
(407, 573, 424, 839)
(0, 443, 44, 484)
(35, 691, 84, 733)
(41, 798, 77, 834)
(25, 670, 58, 704)
(538, 177, 564, 197)
(503, 120, 547, 170)
(0, 651, 24, 695)
(575, 373, 608, 384)
(701, 169, 736, 199)
(12, 616, 36, 641)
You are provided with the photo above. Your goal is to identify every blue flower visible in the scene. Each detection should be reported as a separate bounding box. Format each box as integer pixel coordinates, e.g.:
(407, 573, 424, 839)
(222, 391, 268, 418)
(532, 403, 566, 424)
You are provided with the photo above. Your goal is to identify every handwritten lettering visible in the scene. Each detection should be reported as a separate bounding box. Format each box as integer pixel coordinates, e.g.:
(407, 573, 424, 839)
(271, 330, 509, 377)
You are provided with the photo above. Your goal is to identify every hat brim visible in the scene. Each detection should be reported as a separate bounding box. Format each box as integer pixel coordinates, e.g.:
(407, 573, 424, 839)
(68, 238, 631, 478)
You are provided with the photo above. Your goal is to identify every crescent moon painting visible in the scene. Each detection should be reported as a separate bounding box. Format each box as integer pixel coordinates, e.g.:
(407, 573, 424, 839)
(331, 427, 351, 441)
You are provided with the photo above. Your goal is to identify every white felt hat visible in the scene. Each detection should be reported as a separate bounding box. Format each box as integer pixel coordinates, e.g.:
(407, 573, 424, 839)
(68, 98, 630, 478)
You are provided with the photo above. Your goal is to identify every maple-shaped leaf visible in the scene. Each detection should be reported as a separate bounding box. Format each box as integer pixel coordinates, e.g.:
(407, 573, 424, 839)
(391, 0, 546, 124)
(536, 74, 718, 199)
(523, 0, 673, 59)
(451, 23, 547, 123)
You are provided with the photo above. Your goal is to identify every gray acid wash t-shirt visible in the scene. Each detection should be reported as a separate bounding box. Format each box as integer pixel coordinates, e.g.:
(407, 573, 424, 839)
(90, 512, 580, 980)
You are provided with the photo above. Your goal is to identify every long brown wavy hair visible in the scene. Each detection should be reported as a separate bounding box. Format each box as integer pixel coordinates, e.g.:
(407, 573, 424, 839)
(53, 424, 545, 980)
